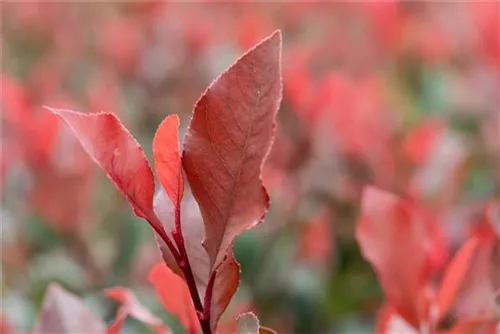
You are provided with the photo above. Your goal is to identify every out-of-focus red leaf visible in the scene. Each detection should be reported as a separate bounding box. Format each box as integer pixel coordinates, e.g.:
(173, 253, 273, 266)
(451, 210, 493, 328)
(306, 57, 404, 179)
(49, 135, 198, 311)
(298, 206, 333, 266)
(149, 262, 200, 334)
(104, 287, 168, 334)
(356, 186, 442, 328)
(443, 319, 499, 334)
(182, 30, 282, 269)
(450, 220, 500, 323)
(47, 108, 166, 238)
(33, 283, 106, 334)
(153, 114, 184, 208)
(437, 235, 481, 323)
(0, 313, 14, 334)
(485, 200, 500, 238)
(375, 305, 418, 334)
(402, 119, 444, 166)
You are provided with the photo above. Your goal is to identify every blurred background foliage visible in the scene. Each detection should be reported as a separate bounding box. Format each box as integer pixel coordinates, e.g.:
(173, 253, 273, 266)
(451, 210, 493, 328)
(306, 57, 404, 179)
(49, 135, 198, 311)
(1, 2, 499, 333)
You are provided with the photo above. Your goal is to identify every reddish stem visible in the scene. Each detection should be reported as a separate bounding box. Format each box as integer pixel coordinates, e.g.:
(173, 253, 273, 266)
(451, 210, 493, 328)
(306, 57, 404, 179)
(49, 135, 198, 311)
(149, 217, 181, 264)
(172, 206, 212, 334)
(203, 271, 217, 322)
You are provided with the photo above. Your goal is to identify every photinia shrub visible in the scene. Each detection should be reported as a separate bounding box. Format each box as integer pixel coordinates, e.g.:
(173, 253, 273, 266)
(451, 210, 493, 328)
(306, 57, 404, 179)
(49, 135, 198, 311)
(40, 30, 282, 333)
(356, 186, 499, 334)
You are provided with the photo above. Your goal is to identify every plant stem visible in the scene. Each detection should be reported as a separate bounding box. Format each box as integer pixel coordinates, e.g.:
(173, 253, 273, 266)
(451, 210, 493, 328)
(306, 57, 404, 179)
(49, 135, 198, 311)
(203, 271, 216, 322)
(161, 207, 212, 334)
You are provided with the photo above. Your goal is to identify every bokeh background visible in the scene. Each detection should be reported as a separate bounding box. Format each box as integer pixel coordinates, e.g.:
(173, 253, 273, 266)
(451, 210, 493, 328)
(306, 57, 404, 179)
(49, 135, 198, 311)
(1, 2, 499, 333)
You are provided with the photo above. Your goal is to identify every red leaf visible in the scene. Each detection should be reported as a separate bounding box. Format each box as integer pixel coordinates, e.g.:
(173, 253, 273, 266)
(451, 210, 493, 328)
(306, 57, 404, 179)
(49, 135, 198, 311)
(47, 108, 157, 223)
(443, 319, 499, 334)
(182, 30, 282, 269)
(450, 224, 500, 323)
(149, 262, 200, 334)
(33, 283, 106, 334)
(0, 313, 15, 334)
(355, 186, 441, 328)
(375, 305, 418, 334)
(298, 206, 333, 266)
(104, 287, 167, 334)
(210, 251, 240, 331)
(47, 108, 177, 270)
(153, 115, 184, 208)
(437, 235, 480, 323)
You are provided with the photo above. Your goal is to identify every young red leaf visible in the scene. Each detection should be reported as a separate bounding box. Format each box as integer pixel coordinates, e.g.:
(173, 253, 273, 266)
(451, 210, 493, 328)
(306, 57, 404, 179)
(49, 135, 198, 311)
(104, 287, 167, 334)
(209, 251, 240, 331)
(436, 235, 480, 323)
(182, 30, 282, 269)
(48, 108, 179, 273)
(356, 186, 441, 328)
(33, 283, 106, 334)
(149, 262, 200, 334)
(153, 114, 184, 207)
(47, 108, 160, 229)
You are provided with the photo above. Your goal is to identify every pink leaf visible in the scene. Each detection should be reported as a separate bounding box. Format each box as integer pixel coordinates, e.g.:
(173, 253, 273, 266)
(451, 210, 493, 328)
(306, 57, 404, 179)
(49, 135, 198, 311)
(182, 30, 282, 269)
(355, 186, 442, 327)
(33, 283, 106, 334)
(104, 287, 168, 334)
(153, 114, 184, 208)
(149, 262, 200, 334)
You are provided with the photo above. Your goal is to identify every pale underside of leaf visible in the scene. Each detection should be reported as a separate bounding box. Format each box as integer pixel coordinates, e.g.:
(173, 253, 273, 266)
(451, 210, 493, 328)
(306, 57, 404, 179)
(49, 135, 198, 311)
(154, 186, 209, 297)
(237, 312, 260, 334)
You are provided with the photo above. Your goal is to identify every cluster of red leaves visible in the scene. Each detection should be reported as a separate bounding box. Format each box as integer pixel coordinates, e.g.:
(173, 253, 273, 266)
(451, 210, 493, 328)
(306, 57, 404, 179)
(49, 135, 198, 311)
(2, 3, 499, 333)
(33, 31, 282, 334)
(357, 187, 499, 334)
